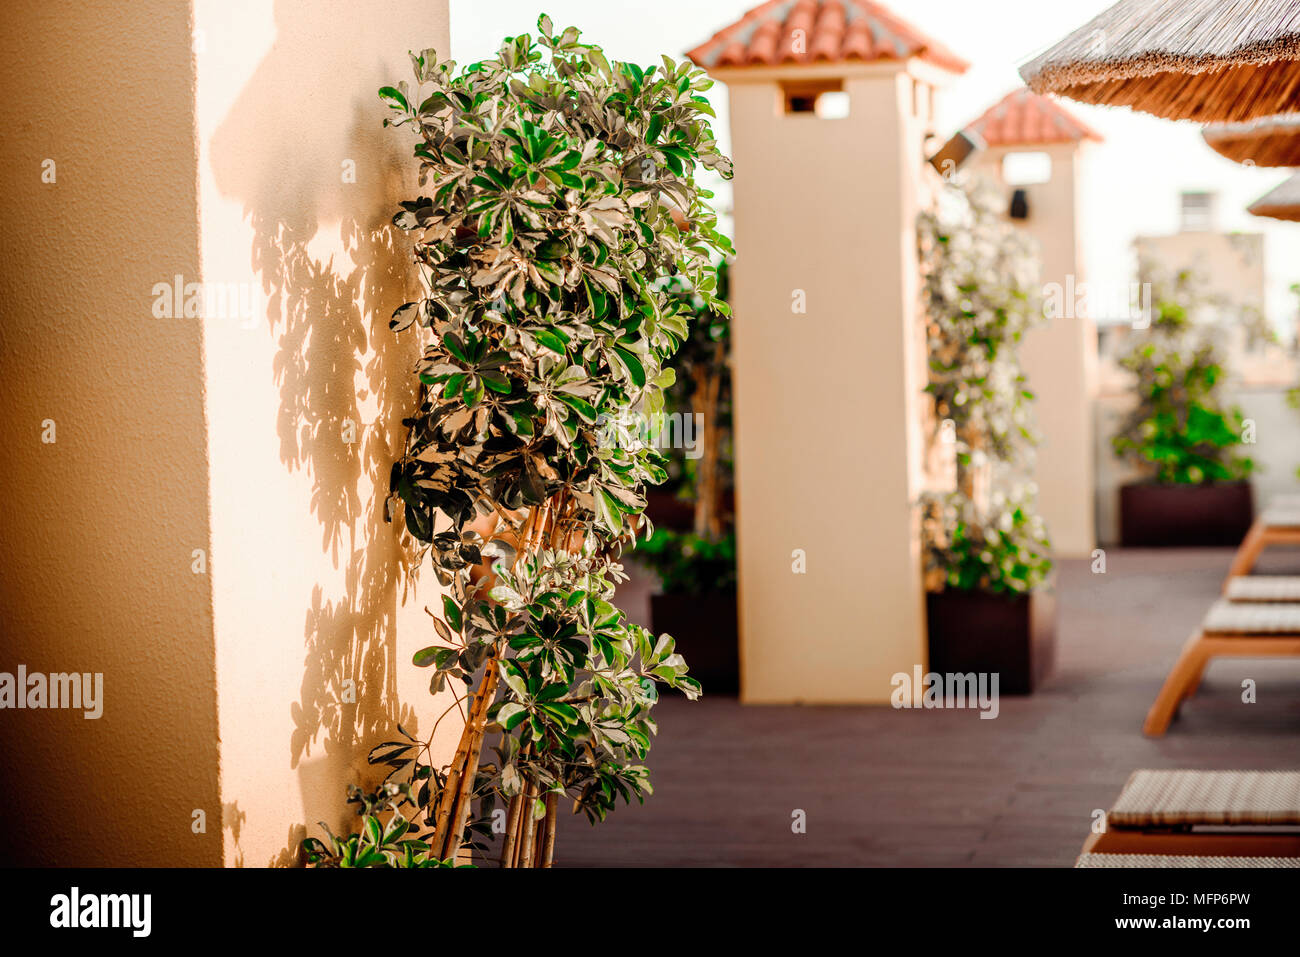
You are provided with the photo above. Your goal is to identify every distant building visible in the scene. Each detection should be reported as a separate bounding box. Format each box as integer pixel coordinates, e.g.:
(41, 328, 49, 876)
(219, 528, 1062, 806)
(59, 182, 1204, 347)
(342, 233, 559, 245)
(688, 0, 969, 703)
(1127, 190, 1290, 387)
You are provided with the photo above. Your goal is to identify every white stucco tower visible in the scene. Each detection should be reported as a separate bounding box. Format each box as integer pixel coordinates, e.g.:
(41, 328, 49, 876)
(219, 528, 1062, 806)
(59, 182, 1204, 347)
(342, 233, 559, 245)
(688, 0, 968, 703)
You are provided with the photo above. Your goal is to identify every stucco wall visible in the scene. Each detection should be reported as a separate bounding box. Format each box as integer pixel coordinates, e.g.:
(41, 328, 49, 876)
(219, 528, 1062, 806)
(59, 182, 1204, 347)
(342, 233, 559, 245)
(1135, 232, 1266, 313)
(0, 0, 453, 867)
(725, 64, 933, 703)
(0, 0, 221, 866)
(194, 0, 453, 867)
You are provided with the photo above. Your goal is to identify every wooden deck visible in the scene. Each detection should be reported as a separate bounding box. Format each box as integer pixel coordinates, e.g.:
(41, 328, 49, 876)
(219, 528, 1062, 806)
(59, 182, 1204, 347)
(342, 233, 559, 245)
(552, 547, 1300, 867)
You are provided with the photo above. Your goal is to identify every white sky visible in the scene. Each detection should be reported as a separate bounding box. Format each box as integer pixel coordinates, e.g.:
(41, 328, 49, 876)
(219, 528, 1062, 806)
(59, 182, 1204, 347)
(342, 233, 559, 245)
(449, 0, 1300, 333)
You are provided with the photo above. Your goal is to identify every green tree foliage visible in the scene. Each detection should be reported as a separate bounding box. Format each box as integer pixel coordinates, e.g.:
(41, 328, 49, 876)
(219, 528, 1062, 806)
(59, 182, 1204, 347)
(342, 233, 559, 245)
(917, 176, 1052, 595)
(1112, 255, 1254, 485)
(306, 16, 732, 867)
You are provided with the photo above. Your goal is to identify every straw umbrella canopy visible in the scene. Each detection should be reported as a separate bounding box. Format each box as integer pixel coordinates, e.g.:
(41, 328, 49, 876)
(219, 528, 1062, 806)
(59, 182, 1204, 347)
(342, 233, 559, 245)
(1248, 170, 1300, 219)
(1020, 0, 1300, 123)
(1203, 113, 1300, 165)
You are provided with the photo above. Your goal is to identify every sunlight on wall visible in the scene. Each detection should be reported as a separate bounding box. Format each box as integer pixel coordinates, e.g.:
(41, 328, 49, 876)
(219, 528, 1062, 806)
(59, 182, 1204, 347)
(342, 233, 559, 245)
(195, 0, 454, 867)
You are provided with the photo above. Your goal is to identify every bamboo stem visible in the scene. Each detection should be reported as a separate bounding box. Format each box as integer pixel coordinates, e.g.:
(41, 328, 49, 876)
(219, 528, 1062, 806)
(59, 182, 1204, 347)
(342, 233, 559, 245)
(541, 791, 558, 868)
(531, 501, 550, 555)
(431, 655, 497, 856)
(532, 807, 546, 870)
(510, 806, 523, 869)
(518, 778, 537, 869)
(441, 658, 500, 858)
(499, 791, 523, 868)
(430, 732, 470, 852)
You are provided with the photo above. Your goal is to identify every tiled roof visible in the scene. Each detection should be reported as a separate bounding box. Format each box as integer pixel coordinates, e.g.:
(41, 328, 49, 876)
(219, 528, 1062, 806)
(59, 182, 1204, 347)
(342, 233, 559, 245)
(964, 88, 1103, 147)
(686, 0, 969, 73)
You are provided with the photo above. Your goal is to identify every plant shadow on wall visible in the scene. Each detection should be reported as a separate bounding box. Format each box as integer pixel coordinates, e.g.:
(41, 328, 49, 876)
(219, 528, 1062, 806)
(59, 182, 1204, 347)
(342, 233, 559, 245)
(209, 0, 424, 867)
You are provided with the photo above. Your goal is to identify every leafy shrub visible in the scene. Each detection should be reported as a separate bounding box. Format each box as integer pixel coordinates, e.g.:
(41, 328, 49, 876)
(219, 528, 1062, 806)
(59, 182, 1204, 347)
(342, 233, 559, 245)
(919, 178, 1043, 468)
(303, 784, 459, 868)
(1112, 335, 1254, 483)
(636, 527, 736, 595)
(918, 175, 1052, 595)
(650, 262, 732, 536)
(922, 489, 1052, 595)
(1112, 257, 1254, 485)
(304, 16, 733, 866)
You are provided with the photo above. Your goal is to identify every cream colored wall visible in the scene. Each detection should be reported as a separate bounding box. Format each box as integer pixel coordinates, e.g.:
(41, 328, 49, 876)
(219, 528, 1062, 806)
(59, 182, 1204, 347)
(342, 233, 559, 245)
(1130, 231, 1291, 387)
(0, 0, 221, 866)
(1134, 232, 1266, 312)
(193, 0, 454, 867)
(976, 142, 1097, 557)
(0, 0, 453, 867)
(723, 65, 929, 703)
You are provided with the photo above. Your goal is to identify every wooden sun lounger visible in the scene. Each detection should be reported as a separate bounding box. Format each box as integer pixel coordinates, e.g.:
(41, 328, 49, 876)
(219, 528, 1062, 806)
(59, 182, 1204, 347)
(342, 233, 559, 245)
(1076, 852, 1300, 867)
(1225, 504, 1300, 581)
(1143, 600, 1300, 736)
(1081, 770, 1300, 860)
(1224, 575, 1300, 602)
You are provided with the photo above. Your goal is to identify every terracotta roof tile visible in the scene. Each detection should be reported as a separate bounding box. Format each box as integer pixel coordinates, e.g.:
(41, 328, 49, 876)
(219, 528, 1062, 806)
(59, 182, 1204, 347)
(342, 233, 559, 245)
(686, 0, 969, 73)
(964, 88, 1103, 147)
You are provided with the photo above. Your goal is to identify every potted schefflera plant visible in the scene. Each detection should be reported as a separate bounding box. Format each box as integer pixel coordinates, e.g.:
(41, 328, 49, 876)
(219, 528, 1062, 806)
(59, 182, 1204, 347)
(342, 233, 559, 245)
(302, 17, 733, 868)
(917, 177, 1056, 695)
(1113, 256, 1255, 546)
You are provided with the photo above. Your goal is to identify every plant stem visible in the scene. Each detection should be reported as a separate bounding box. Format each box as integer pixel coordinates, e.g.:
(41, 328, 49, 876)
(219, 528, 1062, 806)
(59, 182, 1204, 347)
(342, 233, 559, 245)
(499, 790, 523, 868)
(442, 657, 500, 858)
(541, 791, 558, 867)
(518, 777, 537, 868)
(431, 657, 496, 857)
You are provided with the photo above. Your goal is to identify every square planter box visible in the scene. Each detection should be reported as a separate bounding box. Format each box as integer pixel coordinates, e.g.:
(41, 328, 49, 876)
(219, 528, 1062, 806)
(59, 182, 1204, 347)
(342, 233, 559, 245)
(925, 588, 1056, 695)
(1119, 481, 1254, 547)
(649, 591, 739, 694)
(644, 490, 736, 533)
(643, 491, 695, 532)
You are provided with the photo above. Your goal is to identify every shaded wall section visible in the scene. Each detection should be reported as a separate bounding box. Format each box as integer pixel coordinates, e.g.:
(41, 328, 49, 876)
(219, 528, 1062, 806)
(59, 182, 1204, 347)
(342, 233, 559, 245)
(0, 0, 221, 865)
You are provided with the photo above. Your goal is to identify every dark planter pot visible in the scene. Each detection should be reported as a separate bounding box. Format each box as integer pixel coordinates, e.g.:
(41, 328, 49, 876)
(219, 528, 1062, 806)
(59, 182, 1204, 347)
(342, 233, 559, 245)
(644, 491, 695, 531)
(649, 590, 739, 694)
(643, 489, 736, 533)
(1119, 481, 1254, 547)
(925, 589, 1056, 695)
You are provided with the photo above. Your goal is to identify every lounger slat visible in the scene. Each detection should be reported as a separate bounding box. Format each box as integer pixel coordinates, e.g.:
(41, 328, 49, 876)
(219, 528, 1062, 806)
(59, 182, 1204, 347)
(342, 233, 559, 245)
(1260, 507, 1300, 529)
(1109, 770, 1300, 828)
(1202, 598, 1300, 634)
(1225, 576, 1300, 602)
(1076, 852, 1300, 868)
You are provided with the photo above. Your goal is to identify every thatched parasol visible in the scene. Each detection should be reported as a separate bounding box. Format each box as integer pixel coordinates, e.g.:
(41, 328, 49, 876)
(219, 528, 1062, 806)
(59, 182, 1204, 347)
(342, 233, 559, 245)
(1020, 0, 1300, 123)
(1203, 113, 1300, 165)
(1248, 170, 1300, 219)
